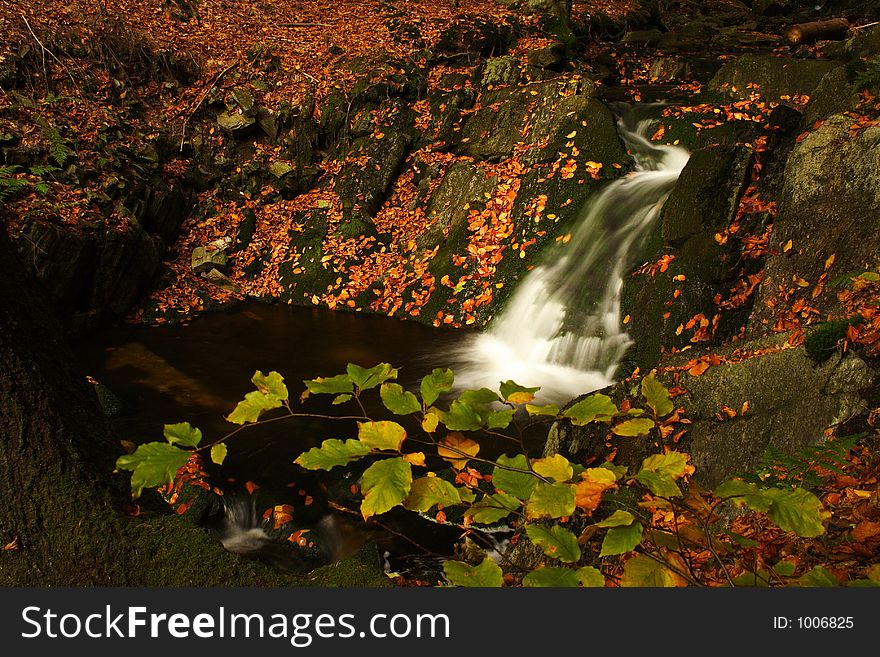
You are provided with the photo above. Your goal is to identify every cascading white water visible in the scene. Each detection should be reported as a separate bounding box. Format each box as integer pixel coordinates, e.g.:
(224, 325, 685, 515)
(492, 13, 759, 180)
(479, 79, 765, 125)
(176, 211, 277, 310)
(454, 112, 690, 404)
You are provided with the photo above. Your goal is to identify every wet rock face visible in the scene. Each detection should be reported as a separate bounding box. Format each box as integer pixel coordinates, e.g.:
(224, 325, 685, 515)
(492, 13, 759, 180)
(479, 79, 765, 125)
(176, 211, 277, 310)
(545, 337, 875, 489)
(708, 54, 837, 104)
(620, 144, 752, 373)
(16, 220, 161, 331)
(749, 114, 880, 334)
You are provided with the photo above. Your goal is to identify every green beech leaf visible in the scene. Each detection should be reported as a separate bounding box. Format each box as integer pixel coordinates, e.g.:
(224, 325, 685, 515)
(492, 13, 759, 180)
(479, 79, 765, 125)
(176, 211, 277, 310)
(577, 566, 605, 587)
(380, 383, 421, 415)
(464, 492, 521, 524)
(595, 510, 635, 528)
(733, 569, 772, 587)
(523, 567, 579, 588)
(611, 417, 655, 436)
(441, 399, 485, 431)
(600, 522, 644, 556)
(797, 566, 839, 587)
(526, 524, 581, 563)
(359, 457, 412, 519)
(210, 443, 227, 465)
(597, 462, 628, 480)
(420, 368, 454, 407)
(252, 370, 288, 401)
(621, 555, 680, 587)
(761, 487, 827, 537)
(639, 452, 690, 479)
(499, 380, 540, 404)
(772, 560, 797, 577)
(635, 471, 682, 497)
(358, 420, 407, 451)
(714, 479, 770, 511)
(525, 403, 560, 417)
(303, 373, 353, 395)
(163, 422, 202, 448)
(226, 390, 282, 425)
(716, 481, 827, 537)
(443, 558, 503, 588)
(332, 394, 352, 405)
(404, 477, 462, 512)
(347, 362, 398, 391)
(295, 438, 371, 470)
(562, 394, 617, 425)
(486, 408, 514, 429)
(531, 454, 574, 482)
(116, 442, 191, 498)
(526, 483, 576, 519)
(641, 371, 673, 417)
(492, 454, 537, 500)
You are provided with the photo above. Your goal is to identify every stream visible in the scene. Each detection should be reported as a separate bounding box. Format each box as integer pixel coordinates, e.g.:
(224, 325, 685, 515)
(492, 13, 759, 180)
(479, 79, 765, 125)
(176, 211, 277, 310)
(73, 104, 689, 575)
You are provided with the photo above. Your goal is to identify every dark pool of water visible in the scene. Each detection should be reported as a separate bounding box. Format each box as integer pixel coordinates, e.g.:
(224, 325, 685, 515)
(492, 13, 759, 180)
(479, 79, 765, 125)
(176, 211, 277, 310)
(74, 301, 471, 484)
(73, 302, 534, 573)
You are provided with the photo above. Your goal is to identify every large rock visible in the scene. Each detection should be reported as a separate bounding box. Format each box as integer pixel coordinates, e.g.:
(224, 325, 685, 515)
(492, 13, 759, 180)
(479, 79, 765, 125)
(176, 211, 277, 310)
(545, 334, 874, 488)
(749, 113, 880, 333)
(454, 78, 627, 168)
(334, 99, 415, 234)
(15, 220, 161, 329)
(621, 145, 752, 372)
(708, 54, 837, 104)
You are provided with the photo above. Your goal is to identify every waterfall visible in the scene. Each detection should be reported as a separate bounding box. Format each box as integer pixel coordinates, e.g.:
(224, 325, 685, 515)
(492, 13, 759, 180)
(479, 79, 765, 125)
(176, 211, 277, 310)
(454, 110, 690, 404)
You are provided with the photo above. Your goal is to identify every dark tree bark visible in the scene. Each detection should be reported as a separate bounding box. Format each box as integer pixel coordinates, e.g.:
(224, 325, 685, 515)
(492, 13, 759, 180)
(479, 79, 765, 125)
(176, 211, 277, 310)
(0, 223, 385, 586)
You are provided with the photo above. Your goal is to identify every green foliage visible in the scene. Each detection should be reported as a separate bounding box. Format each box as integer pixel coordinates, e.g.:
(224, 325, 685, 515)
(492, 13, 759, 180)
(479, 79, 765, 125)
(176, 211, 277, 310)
(295, 438, 371, 470)
(853, 57, 880, 92)
(42, 125, 74, 167)
(123, 365, 838, 587)
(641, 371, 673, 417)
(804, 318, 863, 363)
(748, 433, 862, 490)
(443, 557, 503, 587)
(611, 417, 655, 436)
(358, 420, 407, 451)
(404, 476, 463, 512)
(562, 393, 617, 425)
(380, 382, 421, 415)
(525, 524, 581, 563)
(0, 166, 28, 202)
(714, 480, 828, 537)
(360, 457, 412, 519)
(0, 164, 59, 202)
(116, 443, 191, 498)
(621, 555, 680, 587)
(420, 368, 454, 406)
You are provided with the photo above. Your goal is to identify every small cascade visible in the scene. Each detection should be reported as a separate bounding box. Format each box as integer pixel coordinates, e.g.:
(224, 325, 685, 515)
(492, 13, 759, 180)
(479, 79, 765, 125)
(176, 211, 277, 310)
(455, 109, 690, 404)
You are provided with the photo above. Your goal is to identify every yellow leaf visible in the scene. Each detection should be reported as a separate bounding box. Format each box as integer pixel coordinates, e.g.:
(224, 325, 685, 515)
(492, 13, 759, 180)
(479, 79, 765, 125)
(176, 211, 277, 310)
(438, 432, 480, 470)
(422, 409, 440, 433)
(404, 452, 426, 467)
(565, 130, 577, 138)
(824, 253, 836, 270)
(532, 454, 574, 482)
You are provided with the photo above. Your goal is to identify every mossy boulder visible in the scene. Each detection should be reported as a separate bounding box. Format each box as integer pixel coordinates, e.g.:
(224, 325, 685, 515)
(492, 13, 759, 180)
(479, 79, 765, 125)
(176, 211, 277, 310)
(708, 54, 837, 104)
(621, 145, 752, 372)
(749, 113, 880, 333)
(544, 334, 874, 488)
(334, 99, 415, 233)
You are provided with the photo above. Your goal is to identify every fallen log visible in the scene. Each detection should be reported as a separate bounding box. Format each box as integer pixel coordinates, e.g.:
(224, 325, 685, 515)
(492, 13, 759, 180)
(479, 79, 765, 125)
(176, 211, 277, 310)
(785, 19, 850, 46)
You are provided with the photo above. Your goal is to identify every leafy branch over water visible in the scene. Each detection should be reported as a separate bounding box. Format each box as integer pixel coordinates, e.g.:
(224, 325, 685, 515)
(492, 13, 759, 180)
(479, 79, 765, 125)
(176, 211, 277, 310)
(115, 364, 877, 588)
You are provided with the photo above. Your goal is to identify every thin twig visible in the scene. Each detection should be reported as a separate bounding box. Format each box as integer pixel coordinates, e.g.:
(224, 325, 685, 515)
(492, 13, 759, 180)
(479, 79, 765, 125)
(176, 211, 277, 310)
(20, 13, 76, 86)
(180, 61, 238, 151)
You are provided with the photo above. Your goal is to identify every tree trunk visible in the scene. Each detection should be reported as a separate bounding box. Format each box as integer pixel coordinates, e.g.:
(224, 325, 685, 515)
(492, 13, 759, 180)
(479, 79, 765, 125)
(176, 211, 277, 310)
(0, 223, 386, 586)
(785, 19, 850, 46)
